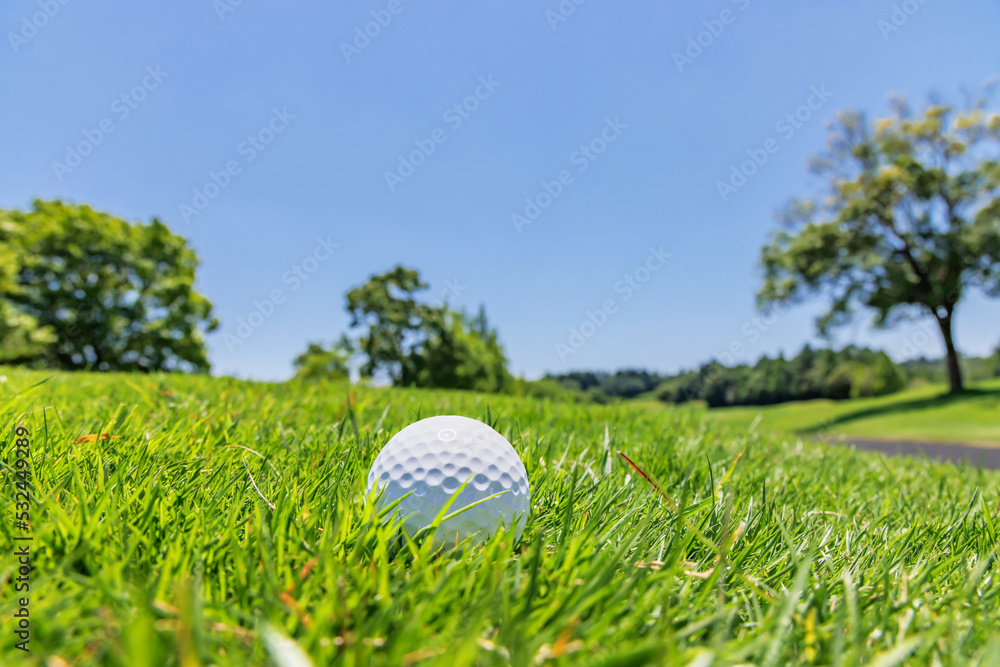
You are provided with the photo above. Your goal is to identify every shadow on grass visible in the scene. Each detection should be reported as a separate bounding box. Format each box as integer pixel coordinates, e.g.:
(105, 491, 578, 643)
(796, 386, 1000, 435)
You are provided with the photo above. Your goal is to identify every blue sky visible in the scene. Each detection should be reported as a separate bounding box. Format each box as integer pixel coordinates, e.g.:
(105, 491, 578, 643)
(3, 0, 998, 380)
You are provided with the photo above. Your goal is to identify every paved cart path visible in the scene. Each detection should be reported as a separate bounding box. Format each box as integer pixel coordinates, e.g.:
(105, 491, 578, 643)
(822, 437, 1000, 470)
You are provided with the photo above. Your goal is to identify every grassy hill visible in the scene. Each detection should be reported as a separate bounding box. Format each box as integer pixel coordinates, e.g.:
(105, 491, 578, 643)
(702, 378, 1000, 445)
(2, 367, 1000, 665)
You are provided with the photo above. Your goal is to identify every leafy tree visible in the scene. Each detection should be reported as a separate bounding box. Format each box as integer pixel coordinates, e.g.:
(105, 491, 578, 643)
(758, 94, 1000, 394)
(402, 306, 511, 392)
(345, 266, 429, 383)
(337, 266, 512, 391)
(293, 336, 353, 381)
(823, 363, 855, 401)
(790, 344, 821, 400)
(851, 351, 906, 398)
(0, 200, 217, 372)
(0, 217, 54, 363)
(742, 354, 794, 405)
(702, 367, 739, 408)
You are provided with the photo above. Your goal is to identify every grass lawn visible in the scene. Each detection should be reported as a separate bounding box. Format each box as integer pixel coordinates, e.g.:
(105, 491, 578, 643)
(702, 378, 1000, 445)
(2, 367, 1000, 665)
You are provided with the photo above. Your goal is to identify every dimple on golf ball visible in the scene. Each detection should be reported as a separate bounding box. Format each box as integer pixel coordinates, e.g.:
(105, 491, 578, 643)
(365, 415, 530, 545)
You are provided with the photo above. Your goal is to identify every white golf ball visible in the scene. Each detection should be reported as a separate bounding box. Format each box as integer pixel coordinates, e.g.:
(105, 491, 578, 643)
(365, 415, 530, 546)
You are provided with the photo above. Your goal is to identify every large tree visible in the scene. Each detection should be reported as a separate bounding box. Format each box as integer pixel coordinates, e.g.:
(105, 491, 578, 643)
(758, 94, 1000, 394)
(337, 266, 511, 391)
(1, 200, 218, 372)
(0, 216, 54, 363)
(402, 305, 511, 392)
(345, 265, 430, 384)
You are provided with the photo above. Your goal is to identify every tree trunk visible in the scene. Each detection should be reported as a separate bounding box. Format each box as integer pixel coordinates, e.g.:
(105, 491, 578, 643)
(935, 314, 964, 394)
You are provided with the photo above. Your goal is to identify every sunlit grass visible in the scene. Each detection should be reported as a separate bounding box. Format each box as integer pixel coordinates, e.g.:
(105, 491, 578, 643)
(1, 367, 999, 665)
(703, 378, 1000, 444)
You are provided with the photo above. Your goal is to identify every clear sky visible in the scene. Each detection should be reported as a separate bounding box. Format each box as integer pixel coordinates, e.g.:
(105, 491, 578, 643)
(3, 0, 998, 381)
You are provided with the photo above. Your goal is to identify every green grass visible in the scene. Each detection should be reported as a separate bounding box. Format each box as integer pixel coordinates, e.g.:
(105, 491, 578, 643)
(2, 367, 1000, 665)
(701, 378, 1000, 445)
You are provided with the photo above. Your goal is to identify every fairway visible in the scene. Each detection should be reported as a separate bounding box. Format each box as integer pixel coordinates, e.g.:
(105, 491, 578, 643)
(702, 378, 1000, 446)
(3, 367, 1000, 665)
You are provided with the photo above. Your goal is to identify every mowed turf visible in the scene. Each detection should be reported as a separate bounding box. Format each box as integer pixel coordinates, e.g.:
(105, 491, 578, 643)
(1, 367, 999, 666)
(701, 378, 1000, 445)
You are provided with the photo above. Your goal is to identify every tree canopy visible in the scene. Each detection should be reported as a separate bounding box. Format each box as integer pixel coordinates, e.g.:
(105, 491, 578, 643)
(0, 200, 217, 372)
(345, 266, 429, 383)
(0, 215, 54, 364)
(400, 305, 511, 392)
(539, 346, 908, 407)
(758, 93, 1000, 394)
(301, 266, 512, 392)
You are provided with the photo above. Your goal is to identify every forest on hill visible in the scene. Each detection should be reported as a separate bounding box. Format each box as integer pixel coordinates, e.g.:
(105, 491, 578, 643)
(539, 344, 1000, 408)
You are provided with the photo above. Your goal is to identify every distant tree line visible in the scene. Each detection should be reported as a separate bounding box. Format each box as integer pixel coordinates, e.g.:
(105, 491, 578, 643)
(655, 346, 906, 407)
(899, 348, 1000, 386)
(535, 369, 662, 404)
(540, 343, 1000, 407)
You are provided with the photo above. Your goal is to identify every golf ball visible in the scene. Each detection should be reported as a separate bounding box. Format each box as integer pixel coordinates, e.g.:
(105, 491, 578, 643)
(365, 415, 530, 545)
